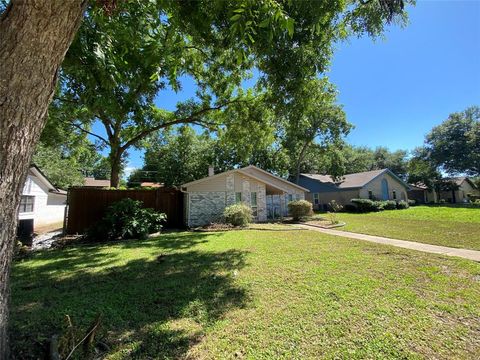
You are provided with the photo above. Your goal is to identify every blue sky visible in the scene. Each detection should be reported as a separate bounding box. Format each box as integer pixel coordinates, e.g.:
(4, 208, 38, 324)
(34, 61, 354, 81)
(91, 0, 480, 176)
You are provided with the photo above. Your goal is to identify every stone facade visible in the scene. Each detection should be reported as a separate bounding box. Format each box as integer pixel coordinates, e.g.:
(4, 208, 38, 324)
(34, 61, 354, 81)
(257, 183, 267, 221)
(188, 191, 226, 226)
(242, 179, 251, 205)
(226, 173, 235, 206)
(184, 166, 307, 226)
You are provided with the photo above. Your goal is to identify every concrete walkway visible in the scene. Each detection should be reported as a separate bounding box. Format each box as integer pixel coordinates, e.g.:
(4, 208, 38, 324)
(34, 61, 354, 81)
(298, 224, 480, 262)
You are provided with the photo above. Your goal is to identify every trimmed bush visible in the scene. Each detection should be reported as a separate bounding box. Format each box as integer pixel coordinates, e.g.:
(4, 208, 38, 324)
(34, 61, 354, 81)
(350, 199, 377, 213)
(408, 199, 416, 206)
(87, 198, 166, 241)
(396, 200, 409, 209)
(383, 200, 397, 210)
(288, 200, 313, 221)
(223, 203, 253, 227)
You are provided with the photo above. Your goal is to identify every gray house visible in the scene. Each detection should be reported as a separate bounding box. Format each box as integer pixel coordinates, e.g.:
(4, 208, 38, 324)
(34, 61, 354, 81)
(299, 169, 410, 210)
(181, 165, 308, 227)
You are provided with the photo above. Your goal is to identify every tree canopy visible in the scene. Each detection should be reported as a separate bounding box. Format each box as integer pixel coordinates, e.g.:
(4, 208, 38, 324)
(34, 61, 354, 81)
(424, 106, 480, 176)
(53, 0, 411, 187)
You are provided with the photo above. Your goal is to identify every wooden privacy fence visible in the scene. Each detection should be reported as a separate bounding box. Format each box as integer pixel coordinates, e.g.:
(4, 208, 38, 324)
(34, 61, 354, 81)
(65, 187, 184, 234)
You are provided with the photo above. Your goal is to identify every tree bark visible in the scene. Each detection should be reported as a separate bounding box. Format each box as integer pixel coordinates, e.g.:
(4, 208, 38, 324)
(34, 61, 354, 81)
(0, 1, 86, 356)
(109, 151, 123, 188)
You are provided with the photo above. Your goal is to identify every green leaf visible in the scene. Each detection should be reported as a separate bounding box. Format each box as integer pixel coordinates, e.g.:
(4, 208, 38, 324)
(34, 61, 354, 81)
(258, 18, 270, 28)
(286, 18, 294, 37)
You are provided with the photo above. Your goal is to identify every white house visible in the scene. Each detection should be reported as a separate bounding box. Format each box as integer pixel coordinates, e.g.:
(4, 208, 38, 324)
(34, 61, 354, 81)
(18, 165, 67, 234)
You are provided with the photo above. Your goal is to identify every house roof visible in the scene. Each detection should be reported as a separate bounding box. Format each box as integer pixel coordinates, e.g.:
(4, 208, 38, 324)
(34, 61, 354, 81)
(83, 177, 111, 187)
(301, 169, 410, 190)
(29, 165, 67, 195)
(140, 182, 163, 188)
(445, 176, 478, 188)
(182, 165, 309, 192)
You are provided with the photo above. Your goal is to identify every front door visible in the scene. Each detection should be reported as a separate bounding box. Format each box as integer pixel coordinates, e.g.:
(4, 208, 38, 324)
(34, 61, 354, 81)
(381, 179, 389, 200)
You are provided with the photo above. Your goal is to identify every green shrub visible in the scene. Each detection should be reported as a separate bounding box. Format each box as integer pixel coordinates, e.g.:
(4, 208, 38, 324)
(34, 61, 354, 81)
(373, 201, 386, 211)
(87, 198, 166, 241)
(288, 200, 313, 221)
(223, 203, 253, 227)
(350, 199, 377, 212)
(408, 199, 416, 206)
(439, 199, 446, 204)
(328, 200, 343, 212)
(396, 200, 409, 209)
(383, 200, 397, 210)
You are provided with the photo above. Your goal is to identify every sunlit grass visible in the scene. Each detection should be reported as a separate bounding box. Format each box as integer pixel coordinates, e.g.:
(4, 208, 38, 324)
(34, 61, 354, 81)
(11, 229, 480, 359)
(336, 205, 480, 250)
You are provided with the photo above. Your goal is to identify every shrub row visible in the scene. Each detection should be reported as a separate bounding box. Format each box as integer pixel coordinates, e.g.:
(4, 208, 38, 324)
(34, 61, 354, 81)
(349, 198, 411, 213)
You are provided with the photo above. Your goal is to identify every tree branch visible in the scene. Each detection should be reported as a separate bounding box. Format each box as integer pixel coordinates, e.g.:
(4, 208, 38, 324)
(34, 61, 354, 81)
(120, 98, 251, 151)
(68, 121, 108, 144)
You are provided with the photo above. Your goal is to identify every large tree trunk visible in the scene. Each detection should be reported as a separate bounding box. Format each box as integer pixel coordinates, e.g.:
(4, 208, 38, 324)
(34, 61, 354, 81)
(109, 147, 124, 188)
(0, 1, 86, 356)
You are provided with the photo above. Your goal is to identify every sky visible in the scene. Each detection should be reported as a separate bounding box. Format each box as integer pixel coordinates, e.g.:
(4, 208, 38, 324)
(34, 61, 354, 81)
(90, 0, 480, 177)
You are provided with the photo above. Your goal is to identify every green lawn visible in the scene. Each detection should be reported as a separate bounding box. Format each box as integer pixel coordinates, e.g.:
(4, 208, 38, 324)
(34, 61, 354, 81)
(10, 230, 480, 359)
(336, 205, 480, 250)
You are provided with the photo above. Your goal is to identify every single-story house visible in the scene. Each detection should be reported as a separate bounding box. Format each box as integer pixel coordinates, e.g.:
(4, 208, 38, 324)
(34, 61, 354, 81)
(299, 169, 410, 210)
(181, 165, 309, 227)
(440, 177, 479, 203)
(18, 165, 67, 236)
(410, 177, 479, 204)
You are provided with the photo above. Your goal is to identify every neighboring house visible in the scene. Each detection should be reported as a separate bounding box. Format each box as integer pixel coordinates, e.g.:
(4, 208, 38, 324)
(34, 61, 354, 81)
(139, 182, 163, 188)
(409, 177, 479, 204)
(18, 165, 67, 235)
(437, 177, 479, 203)
(299, 169, 410, 210)
(83, 177, 111, 188)
(407, 183, 430, 204)
(181, 165, 308, 227)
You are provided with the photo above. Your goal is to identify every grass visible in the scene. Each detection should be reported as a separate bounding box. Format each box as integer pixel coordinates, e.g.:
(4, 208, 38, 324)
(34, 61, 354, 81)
(334, 205, 480, 250)
(10, 229, 480, 359)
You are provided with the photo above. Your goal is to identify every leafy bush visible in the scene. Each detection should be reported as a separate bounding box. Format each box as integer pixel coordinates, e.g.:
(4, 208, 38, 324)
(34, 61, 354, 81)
(350, 199, 377, 213)
(373, 201, 386, 211)
(327, 200, 343, 224)
(223, 203, 253, 227)
(329, 200, 343, 212)
(383, 200, 397, 210)
(439, 199, 446, 204)
(408, 199, 416, 206)
(288, 200, 313, 221)
(472, 199, 480, 207)
(87, 198, 166, 241)
(396, 200, 409, 209)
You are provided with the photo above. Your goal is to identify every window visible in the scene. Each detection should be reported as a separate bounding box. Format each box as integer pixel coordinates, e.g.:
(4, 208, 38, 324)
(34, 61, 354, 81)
(288, 194, 293, 202)
(392, 190, 397, 200)
(19, 196, 34, 213)
(235, 192, 242, 203)
(368, 191, 373, 200)
(295, 194, 300, 201)
(251, 192, 258, 217)
(313, 193, 319, 205)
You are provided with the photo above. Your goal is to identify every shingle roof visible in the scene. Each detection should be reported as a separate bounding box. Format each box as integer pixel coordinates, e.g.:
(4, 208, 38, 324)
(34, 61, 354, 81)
(445, 176, 478, 188)
(301, 169, 388, 189)
(83, 177, 111, 187)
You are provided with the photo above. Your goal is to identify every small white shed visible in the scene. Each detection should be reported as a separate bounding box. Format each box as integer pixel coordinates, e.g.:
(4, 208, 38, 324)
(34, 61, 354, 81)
(18, 165, 67, 233)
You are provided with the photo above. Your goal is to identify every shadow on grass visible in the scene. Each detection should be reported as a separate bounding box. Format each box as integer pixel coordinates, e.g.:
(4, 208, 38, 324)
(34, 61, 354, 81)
(10, 231, 249, 359)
